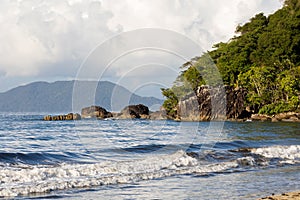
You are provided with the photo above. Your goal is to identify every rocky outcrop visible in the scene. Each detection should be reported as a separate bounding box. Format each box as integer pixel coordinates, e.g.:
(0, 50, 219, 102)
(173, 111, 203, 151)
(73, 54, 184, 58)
(177, 85, 250, 121)
(43, 113, 81, 121)
(118, 104, 149, 119)
(44, 104, 152, 121)
(225, 86, 250, 119)
(251, 114, 272, 121)
(43, 103, 299, 122)
(81, 106, 113, 119)
(178, 95, 201, 121)
(251, 112, 300, 122)
(274, 112, 300, 122)
(149, 110, 168, 120)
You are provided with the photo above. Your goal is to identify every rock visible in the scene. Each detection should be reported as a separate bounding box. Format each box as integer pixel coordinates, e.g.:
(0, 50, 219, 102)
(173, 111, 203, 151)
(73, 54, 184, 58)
(251, 114, 271, 121)
(81, 106, 113, 119)
(111, 112, 120, 118)
(52, 115, 63, 121)
(178, 95, 201, 121)
(72, 113, 81, 120)
(274, 112, 300, 122)
(281, 116, 300, 122)
(119, 104, 149, 119)
(250, 112, 300, 122)
(140, 114, 150, 119)
(43, 115, 52, 121)
(226, 86, 250, 119)
(43, 113, 81, 121)
(149, 110, 168, 120)
(176, 85, 249, 121)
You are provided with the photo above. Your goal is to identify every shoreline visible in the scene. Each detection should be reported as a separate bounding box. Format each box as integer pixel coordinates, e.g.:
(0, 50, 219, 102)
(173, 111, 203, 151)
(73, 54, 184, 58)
(43, 112, 300, 122)
(41, 104, 300, 122)
(259, 191, 300, 200)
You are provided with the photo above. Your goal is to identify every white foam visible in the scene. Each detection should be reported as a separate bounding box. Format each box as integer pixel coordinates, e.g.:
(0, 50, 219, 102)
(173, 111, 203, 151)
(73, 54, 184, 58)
(3, 146, 299, 197)
(236, 156, 256, 166)
(0, 150, 241, 197)
(251, 145, 300, 161)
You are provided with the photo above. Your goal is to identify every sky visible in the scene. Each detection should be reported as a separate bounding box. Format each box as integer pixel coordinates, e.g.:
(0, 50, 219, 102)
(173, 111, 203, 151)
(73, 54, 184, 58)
(0, 0, 283, 98)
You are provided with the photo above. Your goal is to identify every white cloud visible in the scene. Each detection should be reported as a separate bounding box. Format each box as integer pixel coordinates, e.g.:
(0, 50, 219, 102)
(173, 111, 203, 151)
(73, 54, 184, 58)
(0, 0, 115, 77)
(102, 0, 282, 49)
(0, 0, 283, 93)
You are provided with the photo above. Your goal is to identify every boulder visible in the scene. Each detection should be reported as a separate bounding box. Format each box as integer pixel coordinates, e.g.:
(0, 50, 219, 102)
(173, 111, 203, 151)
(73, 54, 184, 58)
(43, 115, 52, 121)
(274, 112, 300, 121)
(176, 85, 249, 121)
(81, 106, 113, 119)
(43, 113, 81, 121)
(178, 95, 201, 121)
(71, 113, 81, 120)
(250, 112, 300, 122)
(251, 114, 271, 121)
(119, 104, 149, 119)
(65, 113, 73, 120)
(149, 110, 168, 120)
(226, 86, 249, 119)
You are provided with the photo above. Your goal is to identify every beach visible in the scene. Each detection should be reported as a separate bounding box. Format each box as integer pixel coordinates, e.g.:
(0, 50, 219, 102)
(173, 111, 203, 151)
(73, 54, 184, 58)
(259, 191, 300, 200)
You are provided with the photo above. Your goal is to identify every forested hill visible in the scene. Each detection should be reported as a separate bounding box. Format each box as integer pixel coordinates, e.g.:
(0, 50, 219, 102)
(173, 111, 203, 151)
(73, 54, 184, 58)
(162, 0, 300, 116)
(0, 81, 163, 113)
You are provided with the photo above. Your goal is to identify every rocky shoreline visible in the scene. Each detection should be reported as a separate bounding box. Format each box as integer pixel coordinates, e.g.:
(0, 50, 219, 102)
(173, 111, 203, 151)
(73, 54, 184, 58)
(251, 112, 300, 122)
(43, 113, 81, 121)
(43, 104, 168, 121)
(177, 86, 250, 121)
(43, 103, 300, 122)
(174, 85, 300, 122)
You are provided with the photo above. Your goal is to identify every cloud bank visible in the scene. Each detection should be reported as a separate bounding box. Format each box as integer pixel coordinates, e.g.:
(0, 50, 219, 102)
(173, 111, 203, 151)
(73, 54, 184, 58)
(0, 0, 282, 93)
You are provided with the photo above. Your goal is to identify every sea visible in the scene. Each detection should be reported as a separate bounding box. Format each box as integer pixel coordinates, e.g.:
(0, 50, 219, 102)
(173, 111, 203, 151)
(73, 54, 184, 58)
(0, 113, 299, 199)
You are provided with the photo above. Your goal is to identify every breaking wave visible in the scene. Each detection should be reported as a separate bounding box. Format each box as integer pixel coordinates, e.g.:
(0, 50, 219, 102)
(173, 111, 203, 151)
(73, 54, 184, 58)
(1, 145, 299, 197)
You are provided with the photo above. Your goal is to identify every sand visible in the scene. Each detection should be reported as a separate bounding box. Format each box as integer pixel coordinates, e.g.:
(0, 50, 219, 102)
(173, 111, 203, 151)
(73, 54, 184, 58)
(259, 191, 300, 200)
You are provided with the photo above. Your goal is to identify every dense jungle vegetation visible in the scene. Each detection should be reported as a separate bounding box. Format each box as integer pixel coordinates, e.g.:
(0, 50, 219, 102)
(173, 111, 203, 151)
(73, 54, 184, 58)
(162, 0, 300, 116)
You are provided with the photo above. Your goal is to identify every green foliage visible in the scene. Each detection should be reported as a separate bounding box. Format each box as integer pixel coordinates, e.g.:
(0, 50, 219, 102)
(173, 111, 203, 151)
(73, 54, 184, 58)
(161, 88, 178, 118)
(161, 0, 300, 116)
(259, 99, 299, 115)
(182, 66, 202, 91)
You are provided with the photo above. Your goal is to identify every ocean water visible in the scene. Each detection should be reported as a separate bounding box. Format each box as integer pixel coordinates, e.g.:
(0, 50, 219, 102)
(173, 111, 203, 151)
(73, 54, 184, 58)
(0, 113, 299, 199)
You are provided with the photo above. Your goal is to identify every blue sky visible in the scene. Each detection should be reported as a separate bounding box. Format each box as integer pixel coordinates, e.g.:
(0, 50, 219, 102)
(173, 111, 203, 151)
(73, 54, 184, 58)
(0, 0, 282, 98)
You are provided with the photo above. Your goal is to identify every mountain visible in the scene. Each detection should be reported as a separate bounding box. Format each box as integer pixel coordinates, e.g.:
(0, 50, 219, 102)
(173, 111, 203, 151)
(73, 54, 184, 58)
(0, 81, 164, 113)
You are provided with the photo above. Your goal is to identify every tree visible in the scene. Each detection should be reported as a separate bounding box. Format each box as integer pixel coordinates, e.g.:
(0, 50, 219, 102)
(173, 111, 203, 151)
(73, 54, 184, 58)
(162, 0, 300, 115)
(161, 88, 178, 118)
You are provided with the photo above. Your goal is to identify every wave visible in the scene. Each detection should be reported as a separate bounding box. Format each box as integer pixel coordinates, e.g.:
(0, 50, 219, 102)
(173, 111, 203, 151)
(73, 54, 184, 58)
(0, 150, 239, 197)
(250, 145, 300, 164)
(0, 152, 89, 165)
(0, 145, 299, 197)
(90, 140, 253, 156)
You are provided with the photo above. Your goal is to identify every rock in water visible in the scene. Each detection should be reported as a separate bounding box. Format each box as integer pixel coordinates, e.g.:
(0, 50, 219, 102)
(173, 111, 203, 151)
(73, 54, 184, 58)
(81, 106, 113, 119)
(73, 113, 81, 120)
(119, 104, 149, 119)
(43, 115, 52, 121)
(251, 112, 300, 122)
(43, 113, 81, 121)
(149, 110, 168, 120)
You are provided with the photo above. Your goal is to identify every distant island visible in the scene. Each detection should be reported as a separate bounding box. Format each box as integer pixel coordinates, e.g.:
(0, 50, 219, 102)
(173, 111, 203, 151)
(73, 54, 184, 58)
(0, 80, 163, 113)
(161, 0, 300, 121)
